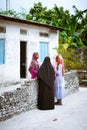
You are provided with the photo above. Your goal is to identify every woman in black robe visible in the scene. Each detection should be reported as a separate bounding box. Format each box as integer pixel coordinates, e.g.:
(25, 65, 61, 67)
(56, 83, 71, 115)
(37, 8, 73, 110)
(37, 56, 55, 110)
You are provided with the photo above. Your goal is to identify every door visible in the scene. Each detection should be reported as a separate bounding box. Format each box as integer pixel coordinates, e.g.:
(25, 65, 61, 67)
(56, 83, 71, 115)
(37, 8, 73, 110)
(20, 41, 27, 78)
(39, 42, 49, 62)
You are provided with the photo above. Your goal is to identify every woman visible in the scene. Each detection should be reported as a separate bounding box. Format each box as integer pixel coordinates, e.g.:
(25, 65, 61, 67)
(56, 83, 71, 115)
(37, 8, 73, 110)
(54, 55, 65, 105)
(38, 56, 55, 110)
(28, 52, 40, 79)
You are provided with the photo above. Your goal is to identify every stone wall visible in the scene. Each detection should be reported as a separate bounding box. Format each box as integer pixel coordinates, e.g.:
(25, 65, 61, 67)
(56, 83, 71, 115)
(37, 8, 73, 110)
(0, 70, 79, 121)
(64, 70, 79, 95)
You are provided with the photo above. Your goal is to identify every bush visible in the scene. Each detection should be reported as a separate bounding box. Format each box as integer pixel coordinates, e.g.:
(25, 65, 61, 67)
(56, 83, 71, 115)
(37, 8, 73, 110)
(56, 45, 87, 71)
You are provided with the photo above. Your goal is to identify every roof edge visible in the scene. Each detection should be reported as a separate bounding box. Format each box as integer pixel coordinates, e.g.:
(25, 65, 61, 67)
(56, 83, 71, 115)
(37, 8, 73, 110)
(0, 14, 65, 31)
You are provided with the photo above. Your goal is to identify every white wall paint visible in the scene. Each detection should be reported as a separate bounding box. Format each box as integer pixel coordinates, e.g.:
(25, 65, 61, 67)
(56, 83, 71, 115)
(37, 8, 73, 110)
(0, 20, 59, 85)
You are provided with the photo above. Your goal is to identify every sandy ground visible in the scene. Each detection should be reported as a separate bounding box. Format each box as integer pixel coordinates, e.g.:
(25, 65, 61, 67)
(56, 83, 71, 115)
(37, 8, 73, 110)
(0, 87, 87, 130)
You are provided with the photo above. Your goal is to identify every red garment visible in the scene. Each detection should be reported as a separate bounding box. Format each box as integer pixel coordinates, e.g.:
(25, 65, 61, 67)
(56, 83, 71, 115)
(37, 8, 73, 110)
(30, 67, 38, 79)
(28, 52, 40, 79)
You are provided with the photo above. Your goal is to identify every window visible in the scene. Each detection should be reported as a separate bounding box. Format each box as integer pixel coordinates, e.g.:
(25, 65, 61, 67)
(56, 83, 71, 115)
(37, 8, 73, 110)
(0, 26, 6, 33)
(0, 39, 5, 64)
(20, 29, 27, 35)
(39, 42, 49, 62)
(39, 32, 49, 37)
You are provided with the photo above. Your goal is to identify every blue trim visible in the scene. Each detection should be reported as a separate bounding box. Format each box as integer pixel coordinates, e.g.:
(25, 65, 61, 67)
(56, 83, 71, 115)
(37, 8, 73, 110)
(0, 39, 5, 64)
(39, 42, 49, 62)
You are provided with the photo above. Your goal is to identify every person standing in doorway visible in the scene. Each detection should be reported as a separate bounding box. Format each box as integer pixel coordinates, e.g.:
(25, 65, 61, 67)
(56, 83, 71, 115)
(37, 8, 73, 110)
(54, 55, 65, 105)
(37, 56, 55, 110)
(28, 52, 40, 79)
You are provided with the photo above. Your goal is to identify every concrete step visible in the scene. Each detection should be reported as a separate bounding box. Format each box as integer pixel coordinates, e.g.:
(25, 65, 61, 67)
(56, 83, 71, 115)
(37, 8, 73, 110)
(79, 79, 87, 86)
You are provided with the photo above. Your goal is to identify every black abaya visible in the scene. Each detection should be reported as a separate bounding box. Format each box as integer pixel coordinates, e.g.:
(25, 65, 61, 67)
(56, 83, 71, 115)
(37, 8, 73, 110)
(38, 57, 55, 110)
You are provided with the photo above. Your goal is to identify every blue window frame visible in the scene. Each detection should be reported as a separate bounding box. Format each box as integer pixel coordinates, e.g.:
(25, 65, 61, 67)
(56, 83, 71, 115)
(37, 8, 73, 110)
(39, 42, 49, 62)
(0, 39, 5, 64)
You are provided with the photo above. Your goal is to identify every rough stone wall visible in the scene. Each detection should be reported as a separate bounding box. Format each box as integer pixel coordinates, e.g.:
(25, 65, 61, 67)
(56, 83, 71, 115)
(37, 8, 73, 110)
(0, 80, 38, 121)
(64, 70, 79, 95)
(0, 71, 79, 121)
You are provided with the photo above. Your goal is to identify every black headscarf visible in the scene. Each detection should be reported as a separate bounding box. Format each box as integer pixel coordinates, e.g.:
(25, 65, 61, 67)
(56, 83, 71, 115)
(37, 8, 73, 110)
(38, 56, 55, 88)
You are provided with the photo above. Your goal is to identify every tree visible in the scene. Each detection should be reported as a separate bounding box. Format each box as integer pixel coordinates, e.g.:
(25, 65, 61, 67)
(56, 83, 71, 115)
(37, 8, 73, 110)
(27, 2, 48, 22)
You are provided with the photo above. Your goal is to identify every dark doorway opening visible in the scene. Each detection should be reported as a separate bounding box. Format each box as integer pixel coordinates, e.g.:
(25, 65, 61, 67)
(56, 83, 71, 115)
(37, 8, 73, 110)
(20, 41, 27, 78)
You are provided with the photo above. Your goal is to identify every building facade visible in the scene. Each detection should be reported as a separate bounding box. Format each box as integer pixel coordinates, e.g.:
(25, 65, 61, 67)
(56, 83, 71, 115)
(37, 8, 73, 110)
(0, 15, 63, 85)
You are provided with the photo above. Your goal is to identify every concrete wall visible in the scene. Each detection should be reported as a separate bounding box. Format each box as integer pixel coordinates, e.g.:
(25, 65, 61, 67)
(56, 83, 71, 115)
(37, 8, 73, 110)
(0, 70, 79, 121)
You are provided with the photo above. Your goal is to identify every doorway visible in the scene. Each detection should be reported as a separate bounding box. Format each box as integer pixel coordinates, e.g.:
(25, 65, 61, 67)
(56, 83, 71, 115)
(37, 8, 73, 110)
(20, 41, 27, 78)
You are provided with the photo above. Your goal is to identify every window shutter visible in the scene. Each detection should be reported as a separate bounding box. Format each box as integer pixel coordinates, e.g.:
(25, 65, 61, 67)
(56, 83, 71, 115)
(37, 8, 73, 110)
(0, 39, 5, 64)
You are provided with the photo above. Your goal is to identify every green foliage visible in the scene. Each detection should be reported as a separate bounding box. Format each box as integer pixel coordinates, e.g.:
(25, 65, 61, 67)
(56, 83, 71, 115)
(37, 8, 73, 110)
(0, 10, 18, 17)
(56, 44, 87, 71)
(0, 9, 28, 19)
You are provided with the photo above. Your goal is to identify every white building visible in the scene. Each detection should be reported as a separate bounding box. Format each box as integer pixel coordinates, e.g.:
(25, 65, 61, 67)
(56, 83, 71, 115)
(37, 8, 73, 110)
(0, 14, 63, 85)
